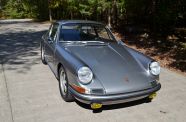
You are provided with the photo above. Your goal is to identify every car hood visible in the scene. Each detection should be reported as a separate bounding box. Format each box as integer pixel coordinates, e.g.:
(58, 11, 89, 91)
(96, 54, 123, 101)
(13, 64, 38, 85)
(64, 43, 152, 94)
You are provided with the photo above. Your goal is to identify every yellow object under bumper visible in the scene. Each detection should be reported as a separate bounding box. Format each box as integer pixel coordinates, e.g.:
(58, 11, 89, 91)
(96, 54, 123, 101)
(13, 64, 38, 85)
(91, 103, 102, 109)
(149, 92, 157, 99)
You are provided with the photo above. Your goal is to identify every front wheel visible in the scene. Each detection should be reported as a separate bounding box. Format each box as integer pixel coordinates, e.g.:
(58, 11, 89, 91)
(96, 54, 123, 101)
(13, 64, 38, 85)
(59, 66, 74, 102)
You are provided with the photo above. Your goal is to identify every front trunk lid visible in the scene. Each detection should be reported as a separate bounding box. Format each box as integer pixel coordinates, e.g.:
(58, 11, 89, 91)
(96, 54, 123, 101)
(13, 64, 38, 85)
(64, 42, 152, 94)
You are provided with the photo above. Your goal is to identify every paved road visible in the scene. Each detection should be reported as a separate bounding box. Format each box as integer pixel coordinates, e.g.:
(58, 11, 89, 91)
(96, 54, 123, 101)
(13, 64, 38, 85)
(0, 20, 186, 122)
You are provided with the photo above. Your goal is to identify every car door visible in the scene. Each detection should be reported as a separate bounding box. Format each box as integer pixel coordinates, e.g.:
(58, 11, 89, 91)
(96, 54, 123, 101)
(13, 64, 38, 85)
(45, 23, 59, 71)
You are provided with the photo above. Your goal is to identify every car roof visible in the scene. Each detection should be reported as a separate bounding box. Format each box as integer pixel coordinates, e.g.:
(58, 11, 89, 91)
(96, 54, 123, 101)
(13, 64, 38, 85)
(56, 20, 104, 25)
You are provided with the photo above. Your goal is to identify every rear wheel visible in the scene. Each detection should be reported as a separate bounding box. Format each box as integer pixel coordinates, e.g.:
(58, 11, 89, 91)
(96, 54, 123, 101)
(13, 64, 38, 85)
(59, 66, 74, 102)
(41, 44, 47, 65)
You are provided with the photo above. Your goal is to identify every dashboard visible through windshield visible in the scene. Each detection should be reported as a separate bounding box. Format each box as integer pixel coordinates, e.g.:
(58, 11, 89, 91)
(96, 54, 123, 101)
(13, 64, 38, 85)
(59, 23, 115, 43)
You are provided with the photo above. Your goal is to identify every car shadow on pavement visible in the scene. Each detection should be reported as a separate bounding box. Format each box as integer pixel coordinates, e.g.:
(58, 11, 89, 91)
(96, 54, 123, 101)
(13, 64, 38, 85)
(0, 30, 47, 73)
(75, 98, 149, 113)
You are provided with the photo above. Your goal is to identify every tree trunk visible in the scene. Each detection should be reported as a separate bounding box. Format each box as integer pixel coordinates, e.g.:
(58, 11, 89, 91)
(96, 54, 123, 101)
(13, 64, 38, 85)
(48, 0, 52, 21)
(112, 0, 117, 27)
(151, 0, 158, 32)
(49, 8, 52, 21)
(108, 8, 112, 28)
(70, 10, 73, 19)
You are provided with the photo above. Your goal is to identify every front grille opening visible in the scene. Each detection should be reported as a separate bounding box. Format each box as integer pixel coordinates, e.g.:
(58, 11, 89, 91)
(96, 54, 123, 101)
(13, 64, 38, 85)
(91, 89, 104, 95)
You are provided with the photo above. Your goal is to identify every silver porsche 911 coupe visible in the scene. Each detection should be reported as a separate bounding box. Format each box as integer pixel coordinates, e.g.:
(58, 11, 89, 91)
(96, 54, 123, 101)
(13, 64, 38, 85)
(41, 20, 161, 109)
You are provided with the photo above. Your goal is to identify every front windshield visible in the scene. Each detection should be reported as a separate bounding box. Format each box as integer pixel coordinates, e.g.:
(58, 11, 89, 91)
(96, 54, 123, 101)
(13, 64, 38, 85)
(59, 23, 115, 42)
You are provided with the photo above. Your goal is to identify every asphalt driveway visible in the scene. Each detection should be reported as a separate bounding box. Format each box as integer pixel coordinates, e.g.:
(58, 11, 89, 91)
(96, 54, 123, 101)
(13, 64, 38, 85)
(0, 20, 186, 122)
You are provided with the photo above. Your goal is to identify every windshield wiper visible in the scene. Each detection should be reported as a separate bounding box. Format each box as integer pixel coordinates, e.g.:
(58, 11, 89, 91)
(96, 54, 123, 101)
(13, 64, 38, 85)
(59, 41, 85, 45)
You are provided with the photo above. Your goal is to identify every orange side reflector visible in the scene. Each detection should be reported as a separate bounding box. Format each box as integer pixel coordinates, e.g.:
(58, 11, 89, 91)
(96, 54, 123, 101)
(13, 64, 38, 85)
(71, 84, 85, 94)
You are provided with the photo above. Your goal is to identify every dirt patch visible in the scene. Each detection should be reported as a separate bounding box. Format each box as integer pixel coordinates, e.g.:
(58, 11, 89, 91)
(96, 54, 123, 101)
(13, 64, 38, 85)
(113, 28, 186, 76)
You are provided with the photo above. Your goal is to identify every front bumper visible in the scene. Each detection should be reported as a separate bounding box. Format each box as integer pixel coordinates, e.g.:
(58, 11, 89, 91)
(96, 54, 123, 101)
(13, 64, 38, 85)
(69, 83, 161, 105)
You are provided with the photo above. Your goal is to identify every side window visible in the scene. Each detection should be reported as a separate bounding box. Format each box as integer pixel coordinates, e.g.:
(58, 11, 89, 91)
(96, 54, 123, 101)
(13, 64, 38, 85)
(49, 23, 59, 41)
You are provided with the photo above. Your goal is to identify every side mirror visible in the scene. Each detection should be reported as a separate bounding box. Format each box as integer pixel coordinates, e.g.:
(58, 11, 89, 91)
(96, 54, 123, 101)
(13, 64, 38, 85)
(47, 37, 53, 44)
(42, 35, 45, 40)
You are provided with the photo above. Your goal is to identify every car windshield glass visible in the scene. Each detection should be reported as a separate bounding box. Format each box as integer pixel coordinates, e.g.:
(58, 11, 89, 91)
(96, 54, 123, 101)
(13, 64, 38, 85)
(59, 23, 115, 43)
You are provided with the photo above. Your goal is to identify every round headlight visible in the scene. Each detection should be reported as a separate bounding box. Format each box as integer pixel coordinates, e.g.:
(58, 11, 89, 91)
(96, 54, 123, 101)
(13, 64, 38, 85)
(149, 62, 161, 75)
(78, 67, 93, 84)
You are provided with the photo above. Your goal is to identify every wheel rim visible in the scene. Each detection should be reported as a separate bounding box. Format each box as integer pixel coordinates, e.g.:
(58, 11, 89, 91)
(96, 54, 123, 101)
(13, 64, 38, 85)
(41, 46, 45, 60)
(60, 69, 67, 95)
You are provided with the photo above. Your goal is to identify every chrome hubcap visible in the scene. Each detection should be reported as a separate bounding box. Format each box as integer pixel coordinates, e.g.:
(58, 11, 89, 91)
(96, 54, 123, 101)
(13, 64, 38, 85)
(41, 47, 45, 60)
(60, 69, 67, 95)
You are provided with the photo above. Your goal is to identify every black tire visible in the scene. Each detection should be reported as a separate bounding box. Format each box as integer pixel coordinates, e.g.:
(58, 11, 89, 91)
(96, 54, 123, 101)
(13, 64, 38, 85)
(59, 66, 74, 102)
(41, 44, 47, 65)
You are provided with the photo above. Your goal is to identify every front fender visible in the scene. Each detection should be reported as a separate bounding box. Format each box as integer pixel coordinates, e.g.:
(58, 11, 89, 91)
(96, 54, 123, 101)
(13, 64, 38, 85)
(124, 45, 154, 70)
(124, 45, 159, 80)
(55, 44, 85, 73)
(54, 44, 105, 92)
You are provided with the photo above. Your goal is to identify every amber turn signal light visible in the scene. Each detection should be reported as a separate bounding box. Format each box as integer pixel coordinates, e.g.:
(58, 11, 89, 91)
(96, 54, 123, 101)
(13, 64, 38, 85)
(71, 84, 86, 94)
